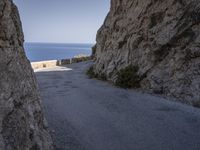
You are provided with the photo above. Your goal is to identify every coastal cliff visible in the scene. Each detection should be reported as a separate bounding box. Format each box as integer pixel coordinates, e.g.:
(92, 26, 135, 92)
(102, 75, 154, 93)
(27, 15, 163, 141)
(94, 0, 200, 105)
(0, 0, 53, 149)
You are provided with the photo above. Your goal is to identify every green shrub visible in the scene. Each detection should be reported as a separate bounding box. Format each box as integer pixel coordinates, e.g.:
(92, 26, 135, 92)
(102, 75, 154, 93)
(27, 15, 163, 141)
(86, 66, 97, 78)
(97, 73, 107, 81)
(115, 65, 141, 88)
(193, 101, 200, 108)
(86, 66, 107, 81)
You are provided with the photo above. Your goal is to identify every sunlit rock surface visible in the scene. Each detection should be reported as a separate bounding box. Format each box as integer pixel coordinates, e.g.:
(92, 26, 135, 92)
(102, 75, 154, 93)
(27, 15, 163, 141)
(0, 0, 53, 149)
(94, 0, 200, 105)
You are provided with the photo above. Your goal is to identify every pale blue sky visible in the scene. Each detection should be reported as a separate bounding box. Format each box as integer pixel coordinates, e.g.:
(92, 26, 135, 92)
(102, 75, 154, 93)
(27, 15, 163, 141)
(13, 0, 110, 43)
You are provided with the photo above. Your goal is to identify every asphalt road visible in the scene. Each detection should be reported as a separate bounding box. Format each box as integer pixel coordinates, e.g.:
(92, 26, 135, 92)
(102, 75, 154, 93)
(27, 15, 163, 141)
(35, 61, 200, 150)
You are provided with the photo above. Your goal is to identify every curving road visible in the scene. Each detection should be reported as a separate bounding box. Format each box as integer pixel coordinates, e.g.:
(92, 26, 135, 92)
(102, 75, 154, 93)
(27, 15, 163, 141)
(35, 61, 200, 150)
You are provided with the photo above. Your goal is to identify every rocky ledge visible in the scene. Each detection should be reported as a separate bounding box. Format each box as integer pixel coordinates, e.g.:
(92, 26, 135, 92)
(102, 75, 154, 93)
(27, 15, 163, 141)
(0, 0, 53, 149)
(94, 0, 200, 105)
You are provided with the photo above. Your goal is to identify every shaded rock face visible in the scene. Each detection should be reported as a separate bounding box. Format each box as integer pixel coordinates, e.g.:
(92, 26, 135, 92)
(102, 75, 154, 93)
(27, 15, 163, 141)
(0, 0, 53, 149)
(94, 0, 200, 104)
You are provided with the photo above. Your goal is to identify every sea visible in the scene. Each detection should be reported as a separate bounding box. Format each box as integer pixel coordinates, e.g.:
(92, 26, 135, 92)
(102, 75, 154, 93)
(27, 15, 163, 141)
(24, 43, 93, 62)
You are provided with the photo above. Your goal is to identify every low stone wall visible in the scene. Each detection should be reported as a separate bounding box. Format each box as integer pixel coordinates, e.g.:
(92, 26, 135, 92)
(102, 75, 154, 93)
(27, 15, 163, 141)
(31, 60, 59, 70)
(31, 56, 92, 70)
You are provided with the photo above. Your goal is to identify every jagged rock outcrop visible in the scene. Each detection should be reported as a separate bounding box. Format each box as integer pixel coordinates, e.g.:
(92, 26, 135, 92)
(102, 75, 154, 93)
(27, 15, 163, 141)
(94, 0, 200, 105)
(0, 0, 53, 149)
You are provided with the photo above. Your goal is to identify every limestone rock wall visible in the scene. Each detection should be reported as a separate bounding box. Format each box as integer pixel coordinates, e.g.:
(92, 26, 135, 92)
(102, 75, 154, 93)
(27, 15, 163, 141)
(0, 0, 53, 149)
(94, 0, 200, 104)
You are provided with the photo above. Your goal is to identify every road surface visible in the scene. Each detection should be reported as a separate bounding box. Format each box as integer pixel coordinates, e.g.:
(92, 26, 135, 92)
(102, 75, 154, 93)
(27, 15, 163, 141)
(35, 61, 200, 150)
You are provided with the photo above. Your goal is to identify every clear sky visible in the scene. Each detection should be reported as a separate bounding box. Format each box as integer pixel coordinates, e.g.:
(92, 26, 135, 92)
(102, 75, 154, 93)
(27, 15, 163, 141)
(13, 0, 110, 43)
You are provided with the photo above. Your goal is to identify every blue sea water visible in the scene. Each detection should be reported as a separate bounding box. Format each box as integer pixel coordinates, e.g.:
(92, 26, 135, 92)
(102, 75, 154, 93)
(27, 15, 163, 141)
(24, 43, 93, 62)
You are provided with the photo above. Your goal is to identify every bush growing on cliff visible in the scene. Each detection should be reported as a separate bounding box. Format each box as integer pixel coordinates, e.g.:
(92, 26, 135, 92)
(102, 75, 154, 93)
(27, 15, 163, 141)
(86, 66, 97, 78)
(193, 101, 200, 108)
(115, 65, 141, 88)
(86, 66, 107, 81)
(98, 73, 107, 81)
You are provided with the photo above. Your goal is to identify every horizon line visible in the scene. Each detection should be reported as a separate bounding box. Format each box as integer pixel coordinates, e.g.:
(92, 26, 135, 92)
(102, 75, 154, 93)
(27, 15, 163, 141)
(24, 41, 95, 45)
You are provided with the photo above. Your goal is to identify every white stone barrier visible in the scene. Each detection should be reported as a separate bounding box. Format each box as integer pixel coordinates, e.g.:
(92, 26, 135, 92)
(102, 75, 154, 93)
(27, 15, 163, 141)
(31, 56, 92, 70)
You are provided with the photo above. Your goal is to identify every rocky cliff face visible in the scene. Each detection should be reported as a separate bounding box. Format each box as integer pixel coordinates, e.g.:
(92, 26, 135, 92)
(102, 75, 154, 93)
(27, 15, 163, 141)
(0, 0, 53, 149)
(94, 0, 200, 104)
